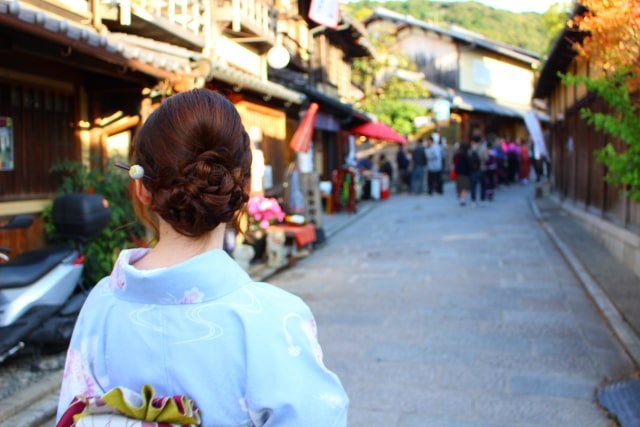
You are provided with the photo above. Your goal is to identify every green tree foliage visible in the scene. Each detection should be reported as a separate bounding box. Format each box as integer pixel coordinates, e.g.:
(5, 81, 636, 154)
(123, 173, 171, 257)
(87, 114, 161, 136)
(356, 76, 430, 136)
(44, 158, 146, 285)
(540, 2, 573, 53)
(350, 20, 430, 137)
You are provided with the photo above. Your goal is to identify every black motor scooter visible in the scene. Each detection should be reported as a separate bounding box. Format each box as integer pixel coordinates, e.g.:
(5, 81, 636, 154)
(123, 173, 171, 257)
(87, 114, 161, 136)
(0, 193, 110, 367)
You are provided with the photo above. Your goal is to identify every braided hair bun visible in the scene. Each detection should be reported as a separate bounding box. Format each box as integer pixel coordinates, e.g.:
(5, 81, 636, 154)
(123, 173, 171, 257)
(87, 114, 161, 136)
(132, 89, 252, 237)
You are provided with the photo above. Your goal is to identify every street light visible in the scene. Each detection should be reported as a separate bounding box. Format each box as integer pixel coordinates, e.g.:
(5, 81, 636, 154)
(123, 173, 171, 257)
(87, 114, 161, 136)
(266, 4, 291, 69)
(267, 42, 290, 69)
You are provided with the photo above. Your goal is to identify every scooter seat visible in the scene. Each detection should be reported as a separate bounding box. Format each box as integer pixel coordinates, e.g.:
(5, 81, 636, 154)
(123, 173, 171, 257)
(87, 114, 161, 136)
(0, 244, 74, 289)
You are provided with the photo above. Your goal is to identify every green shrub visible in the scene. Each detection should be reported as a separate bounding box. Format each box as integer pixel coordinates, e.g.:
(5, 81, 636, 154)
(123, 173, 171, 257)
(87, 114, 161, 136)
(44, 158, 146, 286)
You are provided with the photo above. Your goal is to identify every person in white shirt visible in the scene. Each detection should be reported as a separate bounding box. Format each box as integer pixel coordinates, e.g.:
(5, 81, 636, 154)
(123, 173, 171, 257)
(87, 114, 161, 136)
(426, 135, 444, 195)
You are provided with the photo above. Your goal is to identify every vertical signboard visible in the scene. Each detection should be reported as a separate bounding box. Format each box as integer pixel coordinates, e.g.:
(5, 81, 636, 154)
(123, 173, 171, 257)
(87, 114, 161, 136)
(434, 99, 451, 122)
(0, 117, 14, 171)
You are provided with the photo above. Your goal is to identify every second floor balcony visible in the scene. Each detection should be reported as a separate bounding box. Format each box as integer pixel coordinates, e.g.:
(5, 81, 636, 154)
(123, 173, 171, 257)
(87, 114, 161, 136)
(100, 0, 209, 51)
(214, 0, 274, 48)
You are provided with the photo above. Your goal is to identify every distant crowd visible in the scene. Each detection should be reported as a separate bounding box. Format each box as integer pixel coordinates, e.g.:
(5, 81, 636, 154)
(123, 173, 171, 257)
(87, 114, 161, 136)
(356, 133, 550, 207)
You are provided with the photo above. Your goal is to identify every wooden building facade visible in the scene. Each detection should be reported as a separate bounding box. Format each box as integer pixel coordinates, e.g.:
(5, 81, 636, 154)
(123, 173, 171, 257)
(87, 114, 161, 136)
(533, 4, 640, 277)
(364, 7, 543, 144)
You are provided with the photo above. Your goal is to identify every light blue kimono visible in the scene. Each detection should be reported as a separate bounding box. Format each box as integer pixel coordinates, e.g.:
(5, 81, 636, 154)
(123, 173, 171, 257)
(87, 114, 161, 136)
(56, 248, 349, 427)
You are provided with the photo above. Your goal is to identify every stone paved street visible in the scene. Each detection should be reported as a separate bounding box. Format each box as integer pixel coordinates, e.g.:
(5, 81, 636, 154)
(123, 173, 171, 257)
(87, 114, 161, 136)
(271, 182, 635, 427)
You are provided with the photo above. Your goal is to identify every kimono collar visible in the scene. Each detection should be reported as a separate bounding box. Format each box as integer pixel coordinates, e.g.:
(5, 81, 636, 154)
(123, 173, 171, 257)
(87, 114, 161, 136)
(110, 248, 253, 304)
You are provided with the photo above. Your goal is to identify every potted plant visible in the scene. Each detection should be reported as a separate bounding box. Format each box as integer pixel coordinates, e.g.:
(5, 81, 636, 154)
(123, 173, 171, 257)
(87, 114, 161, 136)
(245, 195, 286, 262)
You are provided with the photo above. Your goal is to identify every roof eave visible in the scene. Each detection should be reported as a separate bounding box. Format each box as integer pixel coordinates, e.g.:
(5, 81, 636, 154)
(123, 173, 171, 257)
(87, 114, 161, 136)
(533, 3, 588, 99)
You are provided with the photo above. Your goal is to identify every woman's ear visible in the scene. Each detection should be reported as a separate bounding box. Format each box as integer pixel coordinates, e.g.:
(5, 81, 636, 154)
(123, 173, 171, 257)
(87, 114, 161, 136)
(134, 180, 152, 205)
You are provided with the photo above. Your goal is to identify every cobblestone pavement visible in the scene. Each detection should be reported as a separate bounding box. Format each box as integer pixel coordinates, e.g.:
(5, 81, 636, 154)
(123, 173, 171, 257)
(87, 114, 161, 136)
(269, 182, 636, 427)
(1, 180, 639, 426)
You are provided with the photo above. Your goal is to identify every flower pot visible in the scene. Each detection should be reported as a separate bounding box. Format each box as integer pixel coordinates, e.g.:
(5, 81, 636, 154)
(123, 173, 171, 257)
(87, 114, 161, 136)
(245, 230, 267, 263)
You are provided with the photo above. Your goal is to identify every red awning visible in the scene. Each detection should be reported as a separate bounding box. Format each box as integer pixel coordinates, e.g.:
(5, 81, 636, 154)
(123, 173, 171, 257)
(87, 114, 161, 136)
(289, 102, 319, 153)
(349, 122, 407, 144)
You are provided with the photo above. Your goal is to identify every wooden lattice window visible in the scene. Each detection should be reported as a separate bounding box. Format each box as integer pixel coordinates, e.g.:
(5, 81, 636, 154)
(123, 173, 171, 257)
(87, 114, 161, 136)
(0, 82, 77, 199)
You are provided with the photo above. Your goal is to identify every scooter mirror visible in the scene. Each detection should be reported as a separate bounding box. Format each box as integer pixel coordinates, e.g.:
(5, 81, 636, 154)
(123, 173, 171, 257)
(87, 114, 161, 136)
(0, 214, 34, 230)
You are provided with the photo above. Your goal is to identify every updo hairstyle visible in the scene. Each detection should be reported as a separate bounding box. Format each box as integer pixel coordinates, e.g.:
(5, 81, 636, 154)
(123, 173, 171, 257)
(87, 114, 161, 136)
(131, 89, 252, 238)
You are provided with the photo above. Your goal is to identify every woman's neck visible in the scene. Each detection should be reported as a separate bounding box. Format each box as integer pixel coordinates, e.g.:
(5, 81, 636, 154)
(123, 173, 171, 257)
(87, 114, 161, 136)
(133, 222, 226, 270)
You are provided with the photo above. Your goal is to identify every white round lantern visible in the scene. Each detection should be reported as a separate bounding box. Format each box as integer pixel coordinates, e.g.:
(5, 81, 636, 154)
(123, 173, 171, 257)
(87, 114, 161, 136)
(267, 45, 290, 69)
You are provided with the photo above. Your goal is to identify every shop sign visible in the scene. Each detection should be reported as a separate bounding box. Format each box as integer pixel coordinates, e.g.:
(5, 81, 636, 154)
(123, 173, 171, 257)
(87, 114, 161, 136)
(0, 117, 14, 171)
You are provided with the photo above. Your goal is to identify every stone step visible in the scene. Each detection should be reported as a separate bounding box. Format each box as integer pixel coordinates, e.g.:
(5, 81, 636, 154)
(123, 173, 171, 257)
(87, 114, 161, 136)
(0, 371, 60, 427)
(598, 378, 640, 427)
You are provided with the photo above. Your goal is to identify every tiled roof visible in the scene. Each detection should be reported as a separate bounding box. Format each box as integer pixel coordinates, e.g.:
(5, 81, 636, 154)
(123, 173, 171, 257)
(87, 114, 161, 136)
(1, 0, 308, 103)
(365, 7, 540, 66)
(0, 0, 197, 80)
(206, 60, 305, 105)
(533, 3, 587, 99)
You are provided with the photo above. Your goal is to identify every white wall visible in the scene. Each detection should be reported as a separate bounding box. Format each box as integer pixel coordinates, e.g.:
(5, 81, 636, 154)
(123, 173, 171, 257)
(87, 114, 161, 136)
(459, 50, 534, 105)
(218, 37, 262, 76)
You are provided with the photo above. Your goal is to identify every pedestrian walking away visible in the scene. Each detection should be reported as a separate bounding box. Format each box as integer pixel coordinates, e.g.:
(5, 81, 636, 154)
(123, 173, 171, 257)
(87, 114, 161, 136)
(395, 143, 411, 193)
(426, 134, 444, 195)
(410, 138, 427, 194)
(484, 142, 499, 201)
(506, 138, 521, 185)
(468, 135, 483, 206)
(452, 142, 471, 205)
(55, 89, 349, 427)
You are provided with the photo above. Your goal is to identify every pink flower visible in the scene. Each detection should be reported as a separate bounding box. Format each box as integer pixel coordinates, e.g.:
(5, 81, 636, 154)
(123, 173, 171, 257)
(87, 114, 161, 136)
(180, 287, 204, 304)
(247, 195, 285, 230)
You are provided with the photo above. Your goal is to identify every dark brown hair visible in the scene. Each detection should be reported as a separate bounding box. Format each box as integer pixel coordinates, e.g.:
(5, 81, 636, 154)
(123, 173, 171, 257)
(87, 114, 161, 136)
(131, 89, 252, 238)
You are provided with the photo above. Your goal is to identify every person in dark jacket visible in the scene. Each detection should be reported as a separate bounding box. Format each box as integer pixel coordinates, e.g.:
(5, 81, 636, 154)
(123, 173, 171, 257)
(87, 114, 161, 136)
(396, 144, 411, 192)
(453, 142, 471, 206)
(410, 139, 427, 194)
(378, 154, 393, 182)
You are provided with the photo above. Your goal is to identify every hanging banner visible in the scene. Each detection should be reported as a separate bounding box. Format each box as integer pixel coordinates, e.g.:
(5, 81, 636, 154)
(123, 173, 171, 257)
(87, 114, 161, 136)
(309, 0, 340, 28)
(0, 117, 14, 171)
(524, 110, 548, 160)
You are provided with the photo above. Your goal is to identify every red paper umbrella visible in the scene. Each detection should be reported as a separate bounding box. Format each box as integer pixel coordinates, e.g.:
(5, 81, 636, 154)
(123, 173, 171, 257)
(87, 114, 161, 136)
(289, 102, 319, 153)
(349, 122, 407, 144)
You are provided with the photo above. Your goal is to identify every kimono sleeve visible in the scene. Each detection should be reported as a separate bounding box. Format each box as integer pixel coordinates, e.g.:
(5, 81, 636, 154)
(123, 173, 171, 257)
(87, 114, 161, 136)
(56, 281, 108, 421)
(244, 298, 348, 427)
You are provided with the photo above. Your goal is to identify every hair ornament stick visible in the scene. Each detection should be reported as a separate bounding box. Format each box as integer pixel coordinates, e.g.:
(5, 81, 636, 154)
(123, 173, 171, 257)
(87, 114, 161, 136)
(128, 165, 145, 180)
(114, 161, 147, 180)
